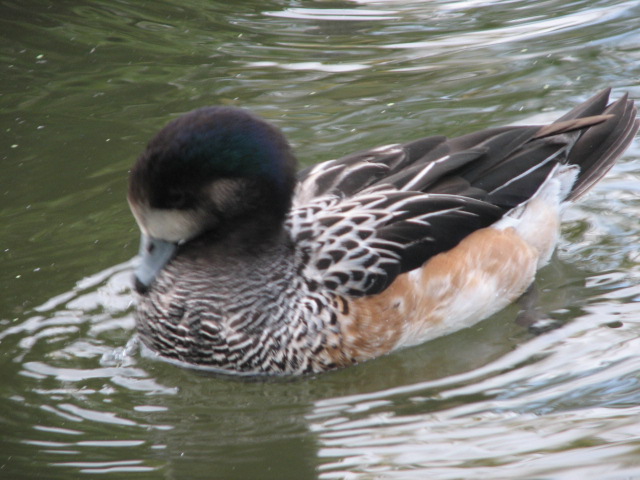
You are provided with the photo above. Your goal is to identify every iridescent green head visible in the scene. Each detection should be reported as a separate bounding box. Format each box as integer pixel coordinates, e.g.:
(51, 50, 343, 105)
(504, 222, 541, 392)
(128, 107, 298, 291)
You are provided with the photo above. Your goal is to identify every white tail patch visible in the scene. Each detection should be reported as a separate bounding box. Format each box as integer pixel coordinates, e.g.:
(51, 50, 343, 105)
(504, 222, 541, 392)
(494, 164, 579, 267)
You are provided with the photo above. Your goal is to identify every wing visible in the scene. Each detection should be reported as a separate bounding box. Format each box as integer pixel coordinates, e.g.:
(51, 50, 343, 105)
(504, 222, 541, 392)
(295, 90, 633, 209)
(289, 126, 562, 298)
(294, 125, 578, 211)
(286, 189, 503, 297)
(289, 89, 637, 297)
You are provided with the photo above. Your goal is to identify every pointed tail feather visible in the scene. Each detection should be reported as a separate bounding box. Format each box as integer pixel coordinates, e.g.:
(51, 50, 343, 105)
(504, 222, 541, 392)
(544, 89, 639, 201)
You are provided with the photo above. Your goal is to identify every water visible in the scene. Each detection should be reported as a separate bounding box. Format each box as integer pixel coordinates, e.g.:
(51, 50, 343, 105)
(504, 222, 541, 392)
(2, 0, 640, 478)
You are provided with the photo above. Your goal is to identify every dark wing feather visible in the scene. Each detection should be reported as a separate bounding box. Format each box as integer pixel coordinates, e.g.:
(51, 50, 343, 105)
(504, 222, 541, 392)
(287, 191, 502, 296)
(294, 136, 455, 203)
(290, 89, 638, 296)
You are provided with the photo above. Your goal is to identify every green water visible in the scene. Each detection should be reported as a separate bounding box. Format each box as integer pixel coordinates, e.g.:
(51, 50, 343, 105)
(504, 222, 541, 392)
(2, 1, 640, 479)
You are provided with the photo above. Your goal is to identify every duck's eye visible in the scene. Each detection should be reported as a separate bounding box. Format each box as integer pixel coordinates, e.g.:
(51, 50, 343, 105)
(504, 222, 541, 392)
(166, 191, 192, 209)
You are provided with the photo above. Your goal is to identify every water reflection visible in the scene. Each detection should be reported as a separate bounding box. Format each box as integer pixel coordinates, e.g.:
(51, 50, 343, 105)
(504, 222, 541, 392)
(311, 316, 640, 479)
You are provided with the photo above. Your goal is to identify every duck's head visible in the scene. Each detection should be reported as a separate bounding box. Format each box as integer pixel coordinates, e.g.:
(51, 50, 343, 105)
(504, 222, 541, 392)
(128, 107, 297, 293)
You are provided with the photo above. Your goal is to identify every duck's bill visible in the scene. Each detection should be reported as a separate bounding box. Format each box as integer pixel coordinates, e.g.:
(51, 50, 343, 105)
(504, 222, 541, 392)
(134, 234, 177, 292)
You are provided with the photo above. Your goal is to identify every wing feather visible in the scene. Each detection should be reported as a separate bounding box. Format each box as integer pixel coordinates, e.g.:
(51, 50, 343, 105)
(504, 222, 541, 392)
(287, 191, 502, 296)
(288, 89, 638, 297)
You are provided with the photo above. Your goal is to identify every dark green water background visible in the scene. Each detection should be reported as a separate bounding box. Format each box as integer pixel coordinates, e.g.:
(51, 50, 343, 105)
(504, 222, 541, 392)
(2, 1, 640, 479)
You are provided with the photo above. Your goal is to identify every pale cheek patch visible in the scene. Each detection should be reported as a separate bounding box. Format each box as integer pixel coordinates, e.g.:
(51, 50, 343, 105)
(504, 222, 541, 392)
(207, 179, 247, 213)
(148, 210, 203, 243)
(131, 203, 206, 243)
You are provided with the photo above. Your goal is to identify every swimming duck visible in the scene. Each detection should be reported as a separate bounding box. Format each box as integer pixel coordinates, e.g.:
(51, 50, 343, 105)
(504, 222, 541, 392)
(129, 89, 638, 376)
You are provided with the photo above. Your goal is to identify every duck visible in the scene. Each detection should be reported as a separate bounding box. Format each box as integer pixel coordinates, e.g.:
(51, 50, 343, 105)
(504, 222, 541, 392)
(128, 88, 638, 376)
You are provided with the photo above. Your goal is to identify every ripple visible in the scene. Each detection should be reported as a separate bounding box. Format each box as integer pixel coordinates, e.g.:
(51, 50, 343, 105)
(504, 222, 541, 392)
(264, 8, 400, 22)
(246, 60, 370, 73)
(310, 296, 640, 477)
(51, 460, 156, 475)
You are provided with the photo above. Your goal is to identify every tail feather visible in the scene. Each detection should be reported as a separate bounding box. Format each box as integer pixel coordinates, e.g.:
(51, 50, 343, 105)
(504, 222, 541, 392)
(435, 89, 638, 209)
(553, 91, 639, 200)
(556, 88, 612, 122)
(569, 96, 639, 200)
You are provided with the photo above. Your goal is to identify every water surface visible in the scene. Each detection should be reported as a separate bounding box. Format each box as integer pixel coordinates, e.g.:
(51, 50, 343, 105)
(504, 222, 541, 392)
(2, 1, 640, 478)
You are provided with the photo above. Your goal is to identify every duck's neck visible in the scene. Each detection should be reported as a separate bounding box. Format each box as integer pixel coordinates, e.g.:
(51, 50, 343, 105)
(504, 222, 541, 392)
(153, 218, 295, 306)
(182, 215, 291, 261)
(139, 224, 299, 338)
